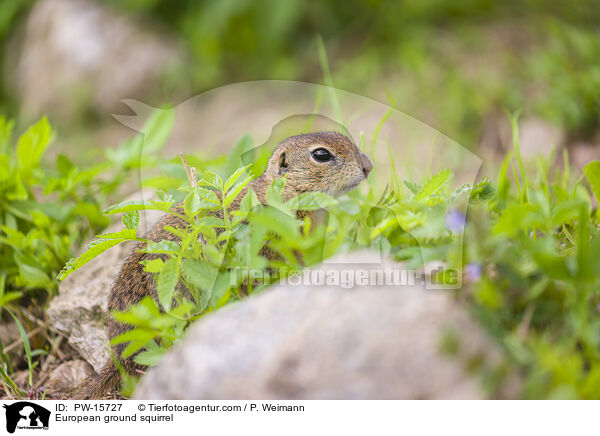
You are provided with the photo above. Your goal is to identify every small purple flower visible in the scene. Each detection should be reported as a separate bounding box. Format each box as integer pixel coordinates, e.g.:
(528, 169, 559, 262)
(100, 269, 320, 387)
(465, 263, 482, 282)
(445, 209, 467, 233)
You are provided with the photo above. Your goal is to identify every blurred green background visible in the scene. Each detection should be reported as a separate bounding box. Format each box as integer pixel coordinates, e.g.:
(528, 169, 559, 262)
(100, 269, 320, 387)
(0, 0, 599, 152)
(1, 0, 600, 399)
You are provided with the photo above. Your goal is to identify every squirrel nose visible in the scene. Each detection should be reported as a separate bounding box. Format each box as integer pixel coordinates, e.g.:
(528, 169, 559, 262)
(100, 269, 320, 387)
(360, 152, 373, 177)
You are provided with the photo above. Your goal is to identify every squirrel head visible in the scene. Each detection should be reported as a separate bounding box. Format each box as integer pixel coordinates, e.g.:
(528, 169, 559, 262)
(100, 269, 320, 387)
(264, 131, 373, 199)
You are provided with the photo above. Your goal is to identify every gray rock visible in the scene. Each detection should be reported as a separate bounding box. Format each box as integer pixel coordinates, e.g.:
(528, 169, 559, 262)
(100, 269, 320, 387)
(134, 251, 507, 399)
(47, 231, 131, 372)
(518, 117, 564, 158)
(0, 322, 20, 347)
(0, 322, 21, 360)
(479, 114, 564, 161)
(46, 360, 95, 392)
(569, 141, 600, 172)
(47, 196, 163, 372)
(10, 0, 183, 121)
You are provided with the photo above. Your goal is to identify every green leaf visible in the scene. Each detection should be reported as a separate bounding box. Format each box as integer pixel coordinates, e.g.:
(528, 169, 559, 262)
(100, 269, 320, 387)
(493, 203, 541, 236)
(57, 229, 138, 280)
(141, 258, 164, 273)
(7, 172, 28, 200)
(0, 291, 22, 306)
(56, 154, 75, 176)
(238, 188, 261, 214)
(181, 259, 219, 291)
(200, 171, 223, 189)
(266, 178, 293, 216)
(112, 329, 156, 359)
(168, 301, 195, 319)
(74, 201, 110, 229)
(16, 260, 52, 289)
(527, 239, 573, 280)
(0, 116, 15, 153)
(584, 161, 600, 204)
(469, 177, 496, 202)
(111, 297, 161, 326)
(105, 135, 143, 167)
(508, 111, 529, 203)
(576, 205, 591, 281)
(267, 178, 285, 203)
(0, 363, 26, 397)
(403, 181, 421, 195)
(551, 200, 584, 226)
(209, 273, 233, 309)
(134, 345, 168, 366)
(198, 187, 220, 203)
(0, 154, 10, 182)
(1, 225, 25, 248)
(249, 206, 300, 239)
(181, 187, 220, 216)
(184, 191, 201, 216)
(415, 169, 452, 200)
(122, 211, 140, 230)
(16, 116, 53, 176)
(30, 210, 50, 229)
(196, 216, 225, 227)
(474, 277, 503, 309)
(142, 240, 180, 254)
(286, 192, 336, 210)
(224, 176, 252, 208)
(156, 257, 179, 310)
(104, 199, 173, 215)
(217, 230, 232, 242)
(140, 107, 174, 153)
(96, 228, 137, 239)
(0, 273, 7, 296)
(110, 328, 155, 345)
(6, 309, 33, 386)
(224, 165, 252, 192)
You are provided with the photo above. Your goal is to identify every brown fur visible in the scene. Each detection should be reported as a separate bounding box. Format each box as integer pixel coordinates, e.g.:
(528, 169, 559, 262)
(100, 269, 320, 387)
(75, 131, 372, 399)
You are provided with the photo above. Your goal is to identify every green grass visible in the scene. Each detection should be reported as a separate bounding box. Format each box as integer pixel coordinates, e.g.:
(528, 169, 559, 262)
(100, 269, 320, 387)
(50, 111, 600, 399)
(1, 106, 600, 398)
(0, 113, 165, 397)
(0, 0, 599, 400)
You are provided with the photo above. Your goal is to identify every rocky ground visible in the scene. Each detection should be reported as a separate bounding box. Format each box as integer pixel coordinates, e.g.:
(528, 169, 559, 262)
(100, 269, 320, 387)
(37, 239, 519, 399)
(3, 243, 518, 399)
(2, 0, 598, 400)
(135, 251, 518, 400)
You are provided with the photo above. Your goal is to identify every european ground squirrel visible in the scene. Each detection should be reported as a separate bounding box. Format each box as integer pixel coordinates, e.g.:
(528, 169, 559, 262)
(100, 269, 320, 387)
(76, 131, 373, 399)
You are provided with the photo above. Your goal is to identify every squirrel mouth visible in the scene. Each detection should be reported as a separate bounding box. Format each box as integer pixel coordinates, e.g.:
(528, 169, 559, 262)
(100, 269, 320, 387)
(338, 179, 362, 195)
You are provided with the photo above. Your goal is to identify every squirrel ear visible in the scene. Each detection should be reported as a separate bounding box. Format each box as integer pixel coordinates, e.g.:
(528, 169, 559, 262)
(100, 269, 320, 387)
(278, 150, 288, 174)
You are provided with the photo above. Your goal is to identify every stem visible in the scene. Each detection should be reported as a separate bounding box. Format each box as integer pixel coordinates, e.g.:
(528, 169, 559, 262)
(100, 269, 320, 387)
(222, 190, 231, 231)
(179, 153, 198, 188)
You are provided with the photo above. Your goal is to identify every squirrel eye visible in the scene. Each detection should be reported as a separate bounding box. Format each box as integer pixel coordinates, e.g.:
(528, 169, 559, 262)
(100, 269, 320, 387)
(311, 148, 334, 162)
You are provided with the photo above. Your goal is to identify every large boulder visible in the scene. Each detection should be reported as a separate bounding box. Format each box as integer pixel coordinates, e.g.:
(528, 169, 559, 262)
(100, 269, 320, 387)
(9, 0, 183, 121)
(134, 251, 512, 399)
(47, 235, 132, 372)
